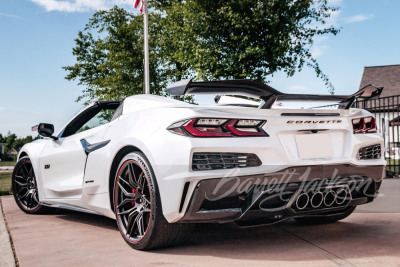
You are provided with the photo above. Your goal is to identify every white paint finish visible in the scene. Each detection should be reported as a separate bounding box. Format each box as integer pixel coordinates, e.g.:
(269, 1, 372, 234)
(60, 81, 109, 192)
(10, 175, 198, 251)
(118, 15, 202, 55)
(39, 124, 108, 199)
(295, 134, 334, 159)
(14, 94, 386, 221)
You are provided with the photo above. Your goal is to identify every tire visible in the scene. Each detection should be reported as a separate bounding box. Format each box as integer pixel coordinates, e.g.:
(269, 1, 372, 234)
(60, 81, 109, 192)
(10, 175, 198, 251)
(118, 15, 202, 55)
(295, 206, 356, 225)
(12, 157, 48, 214)
(113, 152, 192, 250)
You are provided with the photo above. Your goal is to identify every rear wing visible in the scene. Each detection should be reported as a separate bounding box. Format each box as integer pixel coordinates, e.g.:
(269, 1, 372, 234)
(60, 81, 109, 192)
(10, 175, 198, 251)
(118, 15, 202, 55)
(166, 79, 383, 109)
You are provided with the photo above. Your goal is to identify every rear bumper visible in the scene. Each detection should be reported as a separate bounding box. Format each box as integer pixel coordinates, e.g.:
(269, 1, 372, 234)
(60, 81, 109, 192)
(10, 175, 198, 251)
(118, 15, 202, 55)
(178, 164, 384, 225)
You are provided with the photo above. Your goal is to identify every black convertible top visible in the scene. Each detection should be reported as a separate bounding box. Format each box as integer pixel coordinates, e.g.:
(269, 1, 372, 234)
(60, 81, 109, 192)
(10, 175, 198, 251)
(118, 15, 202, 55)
(166, 79, 383, 109)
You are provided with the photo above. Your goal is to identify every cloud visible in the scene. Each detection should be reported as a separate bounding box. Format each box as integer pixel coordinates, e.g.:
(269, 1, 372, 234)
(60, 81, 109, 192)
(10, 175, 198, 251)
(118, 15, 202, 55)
(0, 107, 5, 111)
(343, 14, 374, 24)
(288, 85, 308, 91)
(327, 0, 343, 4)
(29, 0, 131, 12)
(324, 9, 341, 27)
(311, 45, 328, 58)
(0, 12, 22, 19)
(308, 1, 342, 58)
(311, 36, 329, 58)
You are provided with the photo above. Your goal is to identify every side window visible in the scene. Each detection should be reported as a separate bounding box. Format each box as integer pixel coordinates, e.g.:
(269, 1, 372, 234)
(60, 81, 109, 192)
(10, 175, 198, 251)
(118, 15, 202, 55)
(76, 109, 115, 134)
(111, 102, 123, 122)
(61, 101, 121, 138)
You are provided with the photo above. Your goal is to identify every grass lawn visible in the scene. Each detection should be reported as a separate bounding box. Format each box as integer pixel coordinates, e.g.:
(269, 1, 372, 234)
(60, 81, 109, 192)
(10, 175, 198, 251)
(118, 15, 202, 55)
(0, 161, 16, 167)
(386, 159, 400, 174)
(0, 172, 12, 196)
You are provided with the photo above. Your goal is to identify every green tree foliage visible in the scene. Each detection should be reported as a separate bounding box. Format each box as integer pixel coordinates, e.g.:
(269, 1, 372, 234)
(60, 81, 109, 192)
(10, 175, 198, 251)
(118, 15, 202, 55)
(153, 0, 339, 92)
(0, 132, 34, 160)
(63, 7, 166, 104)
(65, 0, 340, 103)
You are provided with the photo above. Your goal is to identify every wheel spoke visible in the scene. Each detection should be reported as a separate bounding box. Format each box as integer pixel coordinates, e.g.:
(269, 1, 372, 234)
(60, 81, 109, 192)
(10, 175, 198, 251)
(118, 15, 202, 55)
(126, 209, 139, 236)
(138, 173, 145, 191)
(32, 191, 39, 204)
(128, 163, 138, 188)
(119, 176, 134, 189)
(134, 212, 144, 237)
(20, 166, 29, 179)
(15, 180, 29, 187)
(18, 189, 29, 199)
(28, 165, 34, 177)
(117, 198, 135, 209)
(142, 195, 150, 206)
(26, 192, 33, 208)
(118, 181, 135, 197)
(119, 207, 137, 216)
(14, 175, 26, 181)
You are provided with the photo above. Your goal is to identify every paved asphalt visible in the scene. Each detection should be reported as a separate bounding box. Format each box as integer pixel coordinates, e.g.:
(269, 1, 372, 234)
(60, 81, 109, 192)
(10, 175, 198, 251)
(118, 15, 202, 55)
(1, 179, 400, 267)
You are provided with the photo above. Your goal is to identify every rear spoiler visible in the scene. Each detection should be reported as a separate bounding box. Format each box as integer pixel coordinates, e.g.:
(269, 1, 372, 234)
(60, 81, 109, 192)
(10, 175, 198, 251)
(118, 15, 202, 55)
(166, 79, 383, 109)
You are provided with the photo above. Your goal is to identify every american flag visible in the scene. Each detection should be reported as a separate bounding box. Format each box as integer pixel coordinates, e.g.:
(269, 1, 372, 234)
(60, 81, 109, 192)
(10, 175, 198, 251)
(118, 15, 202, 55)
(134, 0, 144, 13)
(31, 125, 38, 132)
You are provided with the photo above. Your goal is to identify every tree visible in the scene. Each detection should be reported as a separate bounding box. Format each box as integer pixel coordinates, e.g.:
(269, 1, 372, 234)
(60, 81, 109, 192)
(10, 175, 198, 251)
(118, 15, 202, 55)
(63, 7, 167, 104)
(5, 133, 17, 150)
(65, 1, 340, 104)
(0, 132, 34, 161)
(153, 0, 339, 92)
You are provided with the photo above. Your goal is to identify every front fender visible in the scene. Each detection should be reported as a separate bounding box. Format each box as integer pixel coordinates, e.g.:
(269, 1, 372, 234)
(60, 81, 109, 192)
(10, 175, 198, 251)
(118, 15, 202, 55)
(17, 139, 50, 200)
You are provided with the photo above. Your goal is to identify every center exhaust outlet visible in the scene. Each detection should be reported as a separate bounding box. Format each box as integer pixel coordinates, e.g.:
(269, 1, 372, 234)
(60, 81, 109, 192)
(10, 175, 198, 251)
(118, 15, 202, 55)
(310, 192, 324, 208)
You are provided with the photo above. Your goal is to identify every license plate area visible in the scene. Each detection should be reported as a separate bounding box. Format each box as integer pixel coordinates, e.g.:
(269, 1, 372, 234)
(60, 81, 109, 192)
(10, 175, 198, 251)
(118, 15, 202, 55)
(295, 134, 333, 159)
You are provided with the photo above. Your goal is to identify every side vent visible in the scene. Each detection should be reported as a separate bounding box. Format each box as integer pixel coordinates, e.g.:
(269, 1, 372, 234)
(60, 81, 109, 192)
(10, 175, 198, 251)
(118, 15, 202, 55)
(179, 182, 190, 213)
(192, 152, 262, 171)
(358, 144, 381, 160)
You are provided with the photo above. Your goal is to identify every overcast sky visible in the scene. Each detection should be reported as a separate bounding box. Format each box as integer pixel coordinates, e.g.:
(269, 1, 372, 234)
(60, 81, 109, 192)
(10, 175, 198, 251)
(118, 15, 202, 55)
(1, 0, 400, 137)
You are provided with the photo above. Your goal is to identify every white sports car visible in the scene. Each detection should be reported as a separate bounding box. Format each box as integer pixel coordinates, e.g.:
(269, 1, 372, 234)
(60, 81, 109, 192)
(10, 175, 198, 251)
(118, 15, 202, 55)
(12, 80, 385, 250)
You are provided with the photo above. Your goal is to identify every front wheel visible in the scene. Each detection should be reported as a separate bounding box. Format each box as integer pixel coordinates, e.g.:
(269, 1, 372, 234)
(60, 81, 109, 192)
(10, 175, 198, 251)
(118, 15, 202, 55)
(113, 152, 191, 250)
(12, 157, 47, 214)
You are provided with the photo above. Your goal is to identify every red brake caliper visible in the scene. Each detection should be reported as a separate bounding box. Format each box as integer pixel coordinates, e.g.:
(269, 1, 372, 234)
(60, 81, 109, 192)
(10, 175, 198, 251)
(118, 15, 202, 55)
(131, 189, 135, 205)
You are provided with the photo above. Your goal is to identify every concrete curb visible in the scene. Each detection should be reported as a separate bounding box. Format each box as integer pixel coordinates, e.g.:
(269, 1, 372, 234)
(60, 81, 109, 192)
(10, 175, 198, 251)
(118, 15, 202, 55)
(0, 167, 14, 173)
(0, 198, 17, 267)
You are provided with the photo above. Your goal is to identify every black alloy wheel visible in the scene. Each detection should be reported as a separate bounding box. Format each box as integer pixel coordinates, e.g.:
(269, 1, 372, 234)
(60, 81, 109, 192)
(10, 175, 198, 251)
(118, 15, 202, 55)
(113, 152, 192, 250)
(114, 159, 152, 242)
(12, 157, 46, 213)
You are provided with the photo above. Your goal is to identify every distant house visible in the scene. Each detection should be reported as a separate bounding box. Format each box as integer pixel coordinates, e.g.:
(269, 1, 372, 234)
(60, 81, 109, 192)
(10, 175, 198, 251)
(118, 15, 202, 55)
(359, 65, 400, 159)
(8, 147, 21, 160)
(359, 64, 400, 97)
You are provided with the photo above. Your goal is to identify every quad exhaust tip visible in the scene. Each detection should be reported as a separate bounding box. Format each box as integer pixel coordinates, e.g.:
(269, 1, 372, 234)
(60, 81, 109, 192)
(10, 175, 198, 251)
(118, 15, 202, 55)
(310, 192, 324, 208)
(294, 187, 351, 210)
(295, 193, 309, 210)
(335, 188, 348, 205)
(323, 190, 336, 207)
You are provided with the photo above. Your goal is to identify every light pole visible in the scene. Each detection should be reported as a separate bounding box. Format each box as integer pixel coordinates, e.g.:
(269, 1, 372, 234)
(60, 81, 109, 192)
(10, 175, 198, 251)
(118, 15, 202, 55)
(143, 0, 150, 94)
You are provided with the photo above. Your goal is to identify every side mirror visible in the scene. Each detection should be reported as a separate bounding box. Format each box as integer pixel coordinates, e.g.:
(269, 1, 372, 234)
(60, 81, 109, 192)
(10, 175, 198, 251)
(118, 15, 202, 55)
(38, 123, 58, 140)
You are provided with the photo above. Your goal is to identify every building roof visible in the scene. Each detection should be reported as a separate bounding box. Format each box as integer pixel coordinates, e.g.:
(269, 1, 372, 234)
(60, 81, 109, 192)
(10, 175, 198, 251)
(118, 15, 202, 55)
(8, 147, 21, 155)
(359, 64, 400, 98)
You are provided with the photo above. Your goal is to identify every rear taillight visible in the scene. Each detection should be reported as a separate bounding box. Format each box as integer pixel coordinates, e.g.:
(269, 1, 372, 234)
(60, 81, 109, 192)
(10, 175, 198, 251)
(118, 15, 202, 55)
(182, 119, 232, 137)
(167, 118, 267, 137)
(352, 116, 377, 134)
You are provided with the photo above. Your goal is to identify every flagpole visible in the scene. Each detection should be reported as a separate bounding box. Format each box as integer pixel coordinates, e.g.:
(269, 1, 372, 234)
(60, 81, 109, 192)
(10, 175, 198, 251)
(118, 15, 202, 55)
(143, 0, 150, 94)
